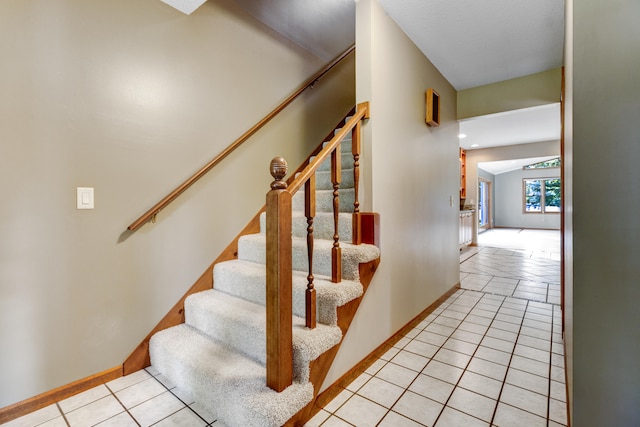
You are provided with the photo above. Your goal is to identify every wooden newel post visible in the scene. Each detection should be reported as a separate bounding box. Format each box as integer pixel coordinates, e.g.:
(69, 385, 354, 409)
(266, 157, 293, 392)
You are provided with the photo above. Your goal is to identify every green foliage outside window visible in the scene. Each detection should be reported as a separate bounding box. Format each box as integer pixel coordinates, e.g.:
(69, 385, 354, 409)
(524, 178, 561, 213)
(524, 158, 561, 169)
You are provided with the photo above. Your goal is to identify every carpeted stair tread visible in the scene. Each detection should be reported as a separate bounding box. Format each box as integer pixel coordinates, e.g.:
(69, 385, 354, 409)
(149, 116, 378, 427)
(237, 234, 380, 281)
(185, 289, 342, 382)
(150, 324, 313, 427)
(259, 210, 353, 242)
(213, 259, 363, 325)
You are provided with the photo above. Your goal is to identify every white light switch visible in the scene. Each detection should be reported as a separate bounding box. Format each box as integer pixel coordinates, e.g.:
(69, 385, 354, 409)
(77, 187, 94, 209)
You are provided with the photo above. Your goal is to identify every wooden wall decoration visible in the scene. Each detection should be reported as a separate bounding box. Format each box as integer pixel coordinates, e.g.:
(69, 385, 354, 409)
(426, 88, 440, 127)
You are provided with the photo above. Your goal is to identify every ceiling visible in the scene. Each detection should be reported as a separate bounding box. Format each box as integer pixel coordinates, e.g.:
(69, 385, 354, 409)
(377, 0, 565, 91)
(459, 103, 561, 150)
(479, 155, 559, 175)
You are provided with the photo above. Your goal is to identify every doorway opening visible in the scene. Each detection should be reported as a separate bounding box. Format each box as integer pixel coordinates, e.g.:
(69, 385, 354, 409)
(478, 178, 491, 232)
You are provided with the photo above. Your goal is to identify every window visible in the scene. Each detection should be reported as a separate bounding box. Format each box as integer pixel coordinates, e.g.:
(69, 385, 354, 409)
(524, 178, 561, 213)
(523, 157, 561, 169)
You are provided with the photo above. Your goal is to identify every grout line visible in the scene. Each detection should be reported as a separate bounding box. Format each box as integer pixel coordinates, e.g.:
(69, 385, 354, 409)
(104, 382, 141, 427)
(148, 371, 214, 426)
(489, 298, 528, 425)
(54, 403, 70, 427)
(430, 290, 500, 426)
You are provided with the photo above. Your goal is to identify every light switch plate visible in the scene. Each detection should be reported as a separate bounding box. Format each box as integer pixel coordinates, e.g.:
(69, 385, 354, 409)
(77, 187, 94, 209)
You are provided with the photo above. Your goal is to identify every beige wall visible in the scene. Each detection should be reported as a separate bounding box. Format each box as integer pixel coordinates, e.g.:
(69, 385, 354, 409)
(0, 0, 355, 407)
(458, 68, 562, 119)
(324, 0, 460, 388)
(572, 0, 640, 424)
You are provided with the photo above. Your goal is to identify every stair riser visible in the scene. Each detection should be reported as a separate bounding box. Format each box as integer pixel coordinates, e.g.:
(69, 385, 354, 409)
(314, 168, 355, 190)
(185, 290, 342, 382)
(150, 325, 314, 427)
(259, 211, 353, 242)
(324, 135, 353, 150)
(213, 262, 361, 325)
(238, 236, 363, 281)
(292, 188, 355, 213)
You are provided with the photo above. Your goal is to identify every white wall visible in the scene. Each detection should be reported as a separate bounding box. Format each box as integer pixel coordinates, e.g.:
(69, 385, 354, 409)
(0, 0, 355, 407)
(324, 0, 460, 388)
(494, 167, 561, 229)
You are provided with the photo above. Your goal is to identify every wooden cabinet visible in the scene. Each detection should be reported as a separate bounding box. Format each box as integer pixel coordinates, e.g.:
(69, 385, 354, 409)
(460, 148, 467, 200)
(459, 210, 473, 249)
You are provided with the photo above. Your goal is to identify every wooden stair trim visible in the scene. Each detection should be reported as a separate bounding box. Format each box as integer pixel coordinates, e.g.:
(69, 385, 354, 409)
(123, 208, 264, 375)
(0, 107, 365, 423)
(285, 282, 462, 426)
(0, 366, 122, 424)
(123, 106, 357, 375)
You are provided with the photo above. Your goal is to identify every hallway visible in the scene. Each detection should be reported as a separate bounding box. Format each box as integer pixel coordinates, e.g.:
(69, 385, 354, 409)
(306, 228, 566, 426)
(3, 230, 566, 427)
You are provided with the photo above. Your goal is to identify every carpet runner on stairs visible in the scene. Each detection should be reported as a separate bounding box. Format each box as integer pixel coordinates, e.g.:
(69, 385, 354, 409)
(149, 129, 379, 427)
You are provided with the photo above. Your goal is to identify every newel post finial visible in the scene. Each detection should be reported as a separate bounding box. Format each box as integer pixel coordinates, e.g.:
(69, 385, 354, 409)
(270, 157, 288, 190)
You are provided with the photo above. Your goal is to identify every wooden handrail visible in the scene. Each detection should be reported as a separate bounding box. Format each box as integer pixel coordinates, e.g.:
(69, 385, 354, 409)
(127, 44, 356, 231)
(265, 101, 369, 391)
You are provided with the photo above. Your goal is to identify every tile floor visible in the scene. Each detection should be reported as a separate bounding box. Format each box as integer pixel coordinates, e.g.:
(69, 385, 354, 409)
(306, 229, 566, 426)
(2, 367, 225, 427)
(3, 229, 566, 427)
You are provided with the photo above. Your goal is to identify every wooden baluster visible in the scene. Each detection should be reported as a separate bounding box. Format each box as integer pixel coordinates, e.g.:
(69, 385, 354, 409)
(305, 174, 317, 328)
(331, 146, 342, 283)
(352, 120, 362, 245)
(265, 157, 293, 392)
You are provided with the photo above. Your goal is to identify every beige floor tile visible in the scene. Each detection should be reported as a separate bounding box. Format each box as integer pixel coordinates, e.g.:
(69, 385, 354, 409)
(493, 402, 546, 427)
(433, 347, 472, 369)
(65, 395, 125, 427)
(357, 377, 404, 408)
(391, 350, 430, 372)
(128, 391, 185, 427)
(458, 370, 503, 400)
(474, 346, 512, 366)
(59, 385, 111, 413)
(423, 360, 464, 385)
(447, 388, 497, 422)
(375, 362, 419, 389)
(334, 394, 387, 426)
(404, 339, 439, 358)
(499, 383, 547, 418)
(392, 391, 443, 426)
(467, 357, 508, 382)
(2, 405, 62, 427)
(505, 368, 549, 396)
(409, 373, 455, 404)
(378, 410, 423, 426)
(435, 406, 490, 426)
(303, 409, 330, 427)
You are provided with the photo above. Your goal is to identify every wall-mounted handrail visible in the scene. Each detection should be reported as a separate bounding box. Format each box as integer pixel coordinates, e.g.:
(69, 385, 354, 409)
(127, 44, 356, 231)
(265, 102, 369, 392)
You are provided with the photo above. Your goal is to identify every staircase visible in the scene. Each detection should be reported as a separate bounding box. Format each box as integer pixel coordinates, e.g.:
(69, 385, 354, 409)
(148, 115, 380, 427)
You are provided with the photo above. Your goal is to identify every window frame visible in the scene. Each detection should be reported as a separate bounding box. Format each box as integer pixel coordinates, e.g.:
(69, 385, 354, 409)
(523, 177, 562, 214)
